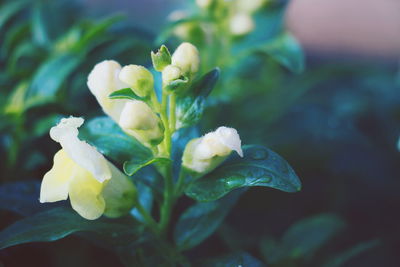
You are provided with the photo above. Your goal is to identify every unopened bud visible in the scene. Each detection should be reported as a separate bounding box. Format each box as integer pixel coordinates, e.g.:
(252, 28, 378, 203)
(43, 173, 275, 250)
(162, 65, 182, 85)
(196, 0, 213, 9)
(119, 65, 154, 97)
(119, 101, 164, 146)
(151, 45, 172, 72)
(182, 126, 243, 175)
(171, 42, 200, 77)
(236, 0, 266, 14)
(229, 13, 255, 36)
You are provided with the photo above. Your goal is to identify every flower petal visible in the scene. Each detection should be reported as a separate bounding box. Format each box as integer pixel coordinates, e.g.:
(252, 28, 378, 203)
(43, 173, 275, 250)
(39, 149, 74, 203)
(50, 117, 112, 183)
(68, 165, 105, 220)
(87, 60, 128, 121)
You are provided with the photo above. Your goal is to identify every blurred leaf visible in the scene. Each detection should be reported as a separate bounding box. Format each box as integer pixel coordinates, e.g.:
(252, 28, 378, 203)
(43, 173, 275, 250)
(261, 32, 304, 73)
(0, 207, 144, 250)
(0, 0, 30, 32)
(261, 214, 346, 264)
(80, 116, 152, 163)
(109, 88, 147, 101)
(1, 22, 29, 58)
(7, 41, 40, 73)
(232, 4, 286, 55)
(155, 16, 203, 45)
(32, 113, 63, 137)
(124, 157, 171, 176)
(31, 2, 50, 47)
(281, 213, 345, 260)
(176, 68, 219, 129)
(185, 145, 301, 202)
(200, 251, 266, 267)
(174, 188, 245, 250)
(73, 15, 124, 52)
(25, 52, 84, 107)
(4, 81, 28, 115)
(130, 181, 153, 223)
(0, 181, 59, 216)
(322, 239, 381, 267)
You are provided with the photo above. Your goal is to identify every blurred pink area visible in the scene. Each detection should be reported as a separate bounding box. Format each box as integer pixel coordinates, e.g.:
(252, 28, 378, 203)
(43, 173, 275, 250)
(286, 0, 400, 58)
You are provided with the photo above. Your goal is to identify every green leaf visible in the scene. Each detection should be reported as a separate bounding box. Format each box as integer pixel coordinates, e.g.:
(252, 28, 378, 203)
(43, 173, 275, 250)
(0, 181, 59, 216)
(174, 188, 245, 250)
(123, 157, 171, 176)
(199, 252, 266, 267)
(0, 0, 30, 32)
(31, 2, 50, 47)
(261, 32, 305, 73)
(1, 22, 30, 58)
(32, 113, 63, 137)
(322, 239, 381, 267)
(261, 213, 346, 264)
(185, 145, 301, 202)
(73, 15, 124, 52)
(281, 214, 345, 260)
(25, 52, 83, 107)
(80, 116, 152, 163)
(0, 207, 145, 250)
(109, 88, 146, 101)
(176, 68, 219, 129)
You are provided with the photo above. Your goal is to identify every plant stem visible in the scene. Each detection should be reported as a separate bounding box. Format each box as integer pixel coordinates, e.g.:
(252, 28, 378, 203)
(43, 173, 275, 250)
(169, 94, 176, 133)
(160, 91, 171, 155)
(174, 170, 186, 198)
(134, 199, 159, 235)
(159, 162, 174, 235)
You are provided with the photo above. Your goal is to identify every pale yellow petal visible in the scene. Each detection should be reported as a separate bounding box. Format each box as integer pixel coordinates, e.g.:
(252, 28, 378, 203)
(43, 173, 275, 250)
(40, 149, 74, 203)
(68, 165, 105, 220)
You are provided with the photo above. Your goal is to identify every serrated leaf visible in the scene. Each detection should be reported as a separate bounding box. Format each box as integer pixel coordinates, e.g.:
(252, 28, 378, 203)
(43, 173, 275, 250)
(176, 68, 219, 129)
(0, 207, 144, 250)
(79, 116, 152, 163)
(185, 145, 301, 202)
(174, 189, 245, 250)
(109, 88, 146, 101)
(123, 157, 171, 176)
(261, 32, 305, 73)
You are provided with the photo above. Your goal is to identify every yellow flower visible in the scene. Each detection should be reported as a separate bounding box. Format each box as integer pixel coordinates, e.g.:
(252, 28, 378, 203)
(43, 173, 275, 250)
(40, 117, 136, 220)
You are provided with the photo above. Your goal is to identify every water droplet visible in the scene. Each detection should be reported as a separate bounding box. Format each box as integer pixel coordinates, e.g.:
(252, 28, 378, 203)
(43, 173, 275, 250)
(250, 148, 268, 160)
(224, 175, 245, 189)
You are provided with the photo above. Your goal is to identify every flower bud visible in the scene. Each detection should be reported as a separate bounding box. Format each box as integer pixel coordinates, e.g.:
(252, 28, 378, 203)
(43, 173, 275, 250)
(229, 13, 255, 36)
(119, 65, 154, 97)
(236, 0, 266, 14)
(182, 126, 243, 175)
(162, 65, 182, 85)
(171, 42, 200, 77)
(151, 45, 172, 72)
(196, 0, 213, 9)
(87, 60, 128, 122)
(119, 101, 164, 146)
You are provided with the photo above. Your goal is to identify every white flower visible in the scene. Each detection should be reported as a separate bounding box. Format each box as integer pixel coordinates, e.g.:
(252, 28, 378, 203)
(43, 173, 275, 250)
(229, 13, 255, 36)
(118, 65, 154, 97)
(40, 117, 136, 220)
(162, 65, 182, 85)
(87, 60, 128, 122)
(182, 126, 243, 174)
(119, 101, 164, 146)
(171, 42, 200, 76)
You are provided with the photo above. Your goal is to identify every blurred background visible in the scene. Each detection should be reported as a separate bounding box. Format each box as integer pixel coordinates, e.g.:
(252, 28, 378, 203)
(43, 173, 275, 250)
(1, 0, 399, 266)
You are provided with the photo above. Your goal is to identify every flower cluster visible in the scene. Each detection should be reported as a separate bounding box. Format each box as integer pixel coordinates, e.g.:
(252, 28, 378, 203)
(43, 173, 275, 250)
(40, 42, 243, 220)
